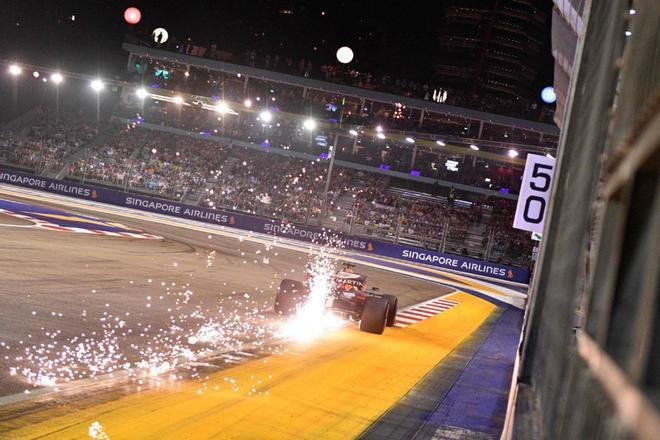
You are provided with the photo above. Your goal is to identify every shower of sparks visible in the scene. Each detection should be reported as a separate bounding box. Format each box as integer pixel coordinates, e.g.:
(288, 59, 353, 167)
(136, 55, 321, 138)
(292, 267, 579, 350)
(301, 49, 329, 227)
(5, 248, 280, 389)
(2, 229, 356, 395)
(277, 239, 347, 342)
(88, 421, 110, 439)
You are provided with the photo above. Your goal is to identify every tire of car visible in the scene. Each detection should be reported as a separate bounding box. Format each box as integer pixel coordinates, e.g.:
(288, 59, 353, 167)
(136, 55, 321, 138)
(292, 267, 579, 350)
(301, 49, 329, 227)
(359, 296, 389, 334)
(275, 279, 306, 315)
(380, 294, 398, 327)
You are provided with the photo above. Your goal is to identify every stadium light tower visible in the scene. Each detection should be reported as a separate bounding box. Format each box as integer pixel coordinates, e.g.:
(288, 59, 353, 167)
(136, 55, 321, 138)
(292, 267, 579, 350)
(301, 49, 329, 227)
(50, 72, 64, 84)
(90, 79, 104, 92)
(303, 118, 316, 130)
(50, 72, 64, 121)
(259, 110, 272, 123)
(136, 88, 148, 99)
(90, 80, 104, 127)
(8, 64, 22, 110)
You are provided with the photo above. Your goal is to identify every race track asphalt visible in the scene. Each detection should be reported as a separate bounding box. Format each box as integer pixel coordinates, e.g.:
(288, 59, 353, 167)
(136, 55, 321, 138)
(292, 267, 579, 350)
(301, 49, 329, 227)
(0, 194, 452, 397)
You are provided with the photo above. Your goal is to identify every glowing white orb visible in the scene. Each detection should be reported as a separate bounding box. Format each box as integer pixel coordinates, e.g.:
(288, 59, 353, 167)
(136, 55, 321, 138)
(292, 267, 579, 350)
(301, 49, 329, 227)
(336, 46, 354, 64)
(123, 7, 141, 25)
(8, 65, 22, 76)
(541, 86, 556, 104)
(152, 28, 169, 44)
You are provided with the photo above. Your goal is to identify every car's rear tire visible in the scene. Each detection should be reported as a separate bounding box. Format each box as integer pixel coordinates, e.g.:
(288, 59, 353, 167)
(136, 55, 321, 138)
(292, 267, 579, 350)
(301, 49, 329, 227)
(275, 279, 306, 315)
(359, 297, 389, 334)
(381, 294, 398, 327)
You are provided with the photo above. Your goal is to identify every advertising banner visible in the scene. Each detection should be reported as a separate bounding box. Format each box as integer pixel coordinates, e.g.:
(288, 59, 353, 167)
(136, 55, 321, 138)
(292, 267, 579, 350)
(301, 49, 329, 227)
(0, 168, 530, 284)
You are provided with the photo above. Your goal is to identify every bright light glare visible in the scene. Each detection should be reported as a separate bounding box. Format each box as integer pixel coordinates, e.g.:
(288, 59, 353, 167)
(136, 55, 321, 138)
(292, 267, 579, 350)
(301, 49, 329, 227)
(436, 140, 446, 146)
(259, 110, 272, 122)
(470, 144, 479, 150)
(90, 79, 104, 92)
(405, 137, 415, 143)
(336, 46, 354, 64)
(376, 133, 386, 140)
(375, 125, 383, 133)
(216, 102, 230, 114)
(349, 129, 358, 136)
(8, 65, 22, 76)
(541, 86, 556, 103)
(136, 88, 148, 99)
(243, 99, 252, 108)
(173, 96, 184, 105)
(50, 72, 64, 84)
(508, 149, 519, 158)
(33, 71, 39, 78)
(276, 255, 346, 342)
(303, 118, 316, 130)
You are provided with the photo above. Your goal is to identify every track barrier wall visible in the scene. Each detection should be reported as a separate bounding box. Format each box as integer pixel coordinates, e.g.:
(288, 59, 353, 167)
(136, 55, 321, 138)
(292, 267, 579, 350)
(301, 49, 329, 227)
(0, 168, 530, 284)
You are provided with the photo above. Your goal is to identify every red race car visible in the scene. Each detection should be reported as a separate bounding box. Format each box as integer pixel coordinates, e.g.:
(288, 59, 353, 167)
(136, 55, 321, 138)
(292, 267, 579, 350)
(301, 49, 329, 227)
(274, 263, 398, 334)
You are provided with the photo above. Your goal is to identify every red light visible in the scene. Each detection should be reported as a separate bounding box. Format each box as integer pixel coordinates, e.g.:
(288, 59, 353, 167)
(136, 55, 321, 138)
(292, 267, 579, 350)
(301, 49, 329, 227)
(123, 7, 142, 25)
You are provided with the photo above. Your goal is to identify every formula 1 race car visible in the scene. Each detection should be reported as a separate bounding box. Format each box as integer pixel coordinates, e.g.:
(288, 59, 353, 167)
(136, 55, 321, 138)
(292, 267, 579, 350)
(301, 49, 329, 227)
(274, 263, 398, 335)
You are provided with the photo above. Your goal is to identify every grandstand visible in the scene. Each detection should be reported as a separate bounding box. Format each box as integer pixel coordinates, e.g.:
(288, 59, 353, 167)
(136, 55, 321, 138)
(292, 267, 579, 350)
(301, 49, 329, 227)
(0, 40, 554, 269)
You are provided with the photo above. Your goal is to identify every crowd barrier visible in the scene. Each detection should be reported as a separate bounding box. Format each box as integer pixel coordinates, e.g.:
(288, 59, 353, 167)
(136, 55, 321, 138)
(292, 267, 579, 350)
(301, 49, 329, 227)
(0, 168, 530, 284)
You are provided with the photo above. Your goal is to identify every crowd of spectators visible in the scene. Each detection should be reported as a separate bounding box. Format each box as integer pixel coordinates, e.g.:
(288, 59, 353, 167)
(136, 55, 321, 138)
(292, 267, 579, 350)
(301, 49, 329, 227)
(0, 101, 534, 266)
(201, 145, 353, 223)
(68, 127, 230, 199)
(0, 109, 97, 173)
(122, 97, 525, 194)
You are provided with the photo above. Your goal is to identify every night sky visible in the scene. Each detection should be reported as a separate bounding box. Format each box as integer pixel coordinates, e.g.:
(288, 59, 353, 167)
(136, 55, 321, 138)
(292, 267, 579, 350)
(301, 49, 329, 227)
(0, 0, 444, 77)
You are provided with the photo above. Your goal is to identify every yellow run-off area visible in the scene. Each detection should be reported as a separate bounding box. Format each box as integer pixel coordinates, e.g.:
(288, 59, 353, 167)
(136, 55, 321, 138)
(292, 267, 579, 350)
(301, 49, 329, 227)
(3, 292, 495, 439)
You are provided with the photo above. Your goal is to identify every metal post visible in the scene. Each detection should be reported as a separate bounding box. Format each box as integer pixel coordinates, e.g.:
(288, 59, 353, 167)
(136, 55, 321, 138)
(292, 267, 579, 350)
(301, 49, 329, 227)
(96, 94, 101, 127)
(305, 195, 313, 225)
(322, 132, 339, 218)
(243, 75, 248, 93)
(410, 144, 417, 169)
(302, 87, 307, 98)
(478, 120, 484, 139)
(55, 87, 60, 122)
(418, 109, 425, 127)
(349, 202, 358, 235)
(351, 135, 359, 154)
